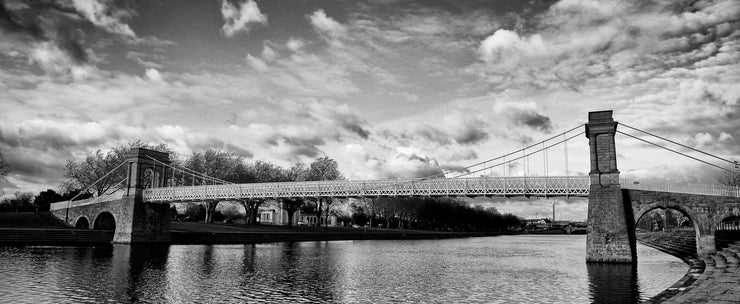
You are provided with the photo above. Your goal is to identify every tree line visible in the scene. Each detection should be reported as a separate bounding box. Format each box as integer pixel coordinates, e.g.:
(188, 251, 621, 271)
(348, 197, 520, 232)
(58, 141, 344, 226)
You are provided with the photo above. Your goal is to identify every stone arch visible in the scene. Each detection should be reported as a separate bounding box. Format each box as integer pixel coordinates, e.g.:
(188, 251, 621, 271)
(634, 201, 701, 237)
(716, 212, 740, 227)
(74, 216, 90, 229)
(716, 214, 740, 230)
(93, 212, 116, 230)
(633, 201, 707, 255)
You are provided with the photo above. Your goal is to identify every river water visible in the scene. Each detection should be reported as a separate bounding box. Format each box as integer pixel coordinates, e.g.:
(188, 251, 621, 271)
(0, 235, 686, 303)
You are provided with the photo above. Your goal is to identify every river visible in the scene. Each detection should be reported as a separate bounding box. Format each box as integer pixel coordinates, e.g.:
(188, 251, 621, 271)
(0, 235, 687, 303)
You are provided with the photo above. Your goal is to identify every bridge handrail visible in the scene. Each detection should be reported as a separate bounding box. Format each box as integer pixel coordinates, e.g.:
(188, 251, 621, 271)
(621, 178, 740, 198)
(49, 192, 125, 211)
(142, 176, 591, 202)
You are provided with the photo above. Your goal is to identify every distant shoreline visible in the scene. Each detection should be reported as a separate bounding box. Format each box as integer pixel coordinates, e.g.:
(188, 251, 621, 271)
(0, 213, 517, 246)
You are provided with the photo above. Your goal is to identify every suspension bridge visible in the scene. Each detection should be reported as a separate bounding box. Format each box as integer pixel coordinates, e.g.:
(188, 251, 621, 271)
(49, 110, 740, 263)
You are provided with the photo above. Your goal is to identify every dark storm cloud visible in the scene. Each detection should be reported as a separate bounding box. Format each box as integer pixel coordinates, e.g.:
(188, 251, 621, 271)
(261, 135, 324, 158)
(0, 0, 90, 63)
(453, 127, 488, 145)
(284, 137, 324, 158)
(0, 127, 110, 152)
(0, 2, 45, 38)
(341, 120, 370, 140)
(1, 150, 60, 176)
(407, 128, 451, 146)
(225, 143, 254, 159)
(513, 111, 552, 133)
(397, 122, 489, 147)
(189, 139, 254, 159)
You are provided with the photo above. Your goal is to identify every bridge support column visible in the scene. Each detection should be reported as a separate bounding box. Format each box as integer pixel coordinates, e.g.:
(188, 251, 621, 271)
(697, 235, 716, 256)
(585, 111, 636, 263)
(113, 148, 171, 244)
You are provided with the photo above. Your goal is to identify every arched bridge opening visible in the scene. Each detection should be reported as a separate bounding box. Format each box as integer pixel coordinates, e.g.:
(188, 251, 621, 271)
(634, 207, 698, 259)
(75, 216, 90, 229)
(716, 215, 740, 250)
(93, 212, 116, 231)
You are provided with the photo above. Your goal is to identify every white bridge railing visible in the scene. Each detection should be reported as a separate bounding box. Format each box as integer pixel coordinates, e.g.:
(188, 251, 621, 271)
(621, 179, 740, 198)
(48, 176, 740, 207)
(142, 176, 591, 202)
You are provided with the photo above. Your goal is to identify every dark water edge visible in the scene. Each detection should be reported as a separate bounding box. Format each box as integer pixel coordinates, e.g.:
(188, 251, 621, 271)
(0, 235, 686, 304)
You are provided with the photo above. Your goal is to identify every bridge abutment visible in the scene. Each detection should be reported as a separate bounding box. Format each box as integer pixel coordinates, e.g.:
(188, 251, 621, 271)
(112, 195, 171, 244)
(586, 111, 636, 263)
(113, 149, 172, 243)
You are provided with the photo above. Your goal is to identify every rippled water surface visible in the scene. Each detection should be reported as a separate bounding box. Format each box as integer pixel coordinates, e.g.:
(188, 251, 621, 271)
(0, 235, 686, 303)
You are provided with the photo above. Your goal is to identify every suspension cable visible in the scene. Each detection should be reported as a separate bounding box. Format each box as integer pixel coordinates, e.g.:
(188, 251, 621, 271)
(68, 160, 128, 201)
(619, 123, 736, 166)
(102, 178, 128, 195)
(616, 130, 735, 173)
(145, 155, 232, 185)
(453, 131, 585, 178)
(419, 123, 585, 179)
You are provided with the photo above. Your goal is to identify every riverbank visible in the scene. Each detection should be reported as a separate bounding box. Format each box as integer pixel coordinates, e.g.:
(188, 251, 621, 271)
(638, 231, 740, 303)
(0, 213, 513, 246)
(169, 221, 513, 244)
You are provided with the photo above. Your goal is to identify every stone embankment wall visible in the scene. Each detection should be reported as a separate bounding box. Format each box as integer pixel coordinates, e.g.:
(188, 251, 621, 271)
(639, 231, 740, 303)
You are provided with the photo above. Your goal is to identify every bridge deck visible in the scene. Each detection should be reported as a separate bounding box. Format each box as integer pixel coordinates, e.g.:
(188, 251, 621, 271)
(48, 176, 740, 208)
(142, 176, 591, 202)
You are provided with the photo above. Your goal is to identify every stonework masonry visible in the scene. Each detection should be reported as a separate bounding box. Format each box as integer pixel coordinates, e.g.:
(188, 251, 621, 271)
(628, 189, 740, 256)
(585, 110, 636, 263)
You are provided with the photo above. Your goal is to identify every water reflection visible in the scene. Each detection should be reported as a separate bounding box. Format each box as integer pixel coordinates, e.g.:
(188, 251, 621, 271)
(587, 263, 640, 304)
(0, 236, 686, 304)
(110, 244, 170, 303)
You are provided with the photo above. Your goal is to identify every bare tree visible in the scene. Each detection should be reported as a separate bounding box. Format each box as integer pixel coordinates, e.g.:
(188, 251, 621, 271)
(241, 199, 264, 226)
(185, 149, 246, 223)
(0, 152, 9, 196)
(282, 198, 304, 228)
(718, 170, 740, 187)
(0, 152, 8, 177)
(64, 141, 173, 197)
(306, 157, 344, 228)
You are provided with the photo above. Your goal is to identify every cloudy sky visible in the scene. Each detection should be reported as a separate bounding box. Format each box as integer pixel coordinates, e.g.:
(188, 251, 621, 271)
(1, 0, 738, 220)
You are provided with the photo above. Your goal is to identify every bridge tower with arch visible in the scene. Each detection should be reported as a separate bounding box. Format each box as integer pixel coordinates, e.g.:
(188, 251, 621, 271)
(114, 148, 172, 243)
(50, 148, 172, 243)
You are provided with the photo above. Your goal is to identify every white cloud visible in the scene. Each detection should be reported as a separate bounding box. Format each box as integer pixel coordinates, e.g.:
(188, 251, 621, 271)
(478, 30, 548, 65)
(220, 0, 268, 37)
(309, 9, 347, 39)
(286, 38, 305, 52)
(245, 53, 268, 71)
(28, 42, 97, 80)
(71, 0, 136, 37)
(145, 68, 163, 82)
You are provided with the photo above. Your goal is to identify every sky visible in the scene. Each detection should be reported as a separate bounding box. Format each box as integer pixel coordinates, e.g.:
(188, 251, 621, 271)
(1, 0, 739, 221)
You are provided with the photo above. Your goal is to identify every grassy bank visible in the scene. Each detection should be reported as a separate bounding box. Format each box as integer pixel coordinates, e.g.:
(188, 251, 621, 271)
(0, 213, 512, 246)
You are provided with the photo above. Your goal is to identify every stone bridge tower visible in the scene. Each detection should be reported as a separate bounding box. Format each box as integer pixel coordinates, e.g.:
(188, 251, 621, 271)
(585, 111, 636, 263)
(113, 148, 172, 243)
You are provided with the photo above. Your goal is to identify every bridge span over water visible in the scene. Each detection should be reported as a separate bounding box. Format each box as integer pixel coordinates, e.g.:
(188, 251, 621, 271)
(49, 110, 740, 264)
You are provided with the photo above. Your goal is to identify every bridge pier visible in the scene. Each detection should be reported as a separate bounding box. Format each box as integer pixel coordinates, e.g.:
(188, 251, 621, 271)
(113, 148, 171, 244)
(585, 111, 636, 263)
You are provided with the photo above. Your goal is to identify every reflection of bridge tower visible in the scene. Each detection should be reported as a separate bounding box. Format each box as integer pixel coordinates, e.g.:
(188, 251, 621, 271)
(113, 148, 172, 243)
(585, 111, 636, 263)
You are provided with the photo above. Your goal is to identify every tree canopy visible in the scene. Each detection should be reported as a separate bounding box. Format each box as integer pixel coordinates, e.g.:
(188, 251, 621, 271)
(0, 152, 8, 177)
(718, 170, 740, 187)
(63, 141, 172, 197)
(306, 156, 343, 181)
